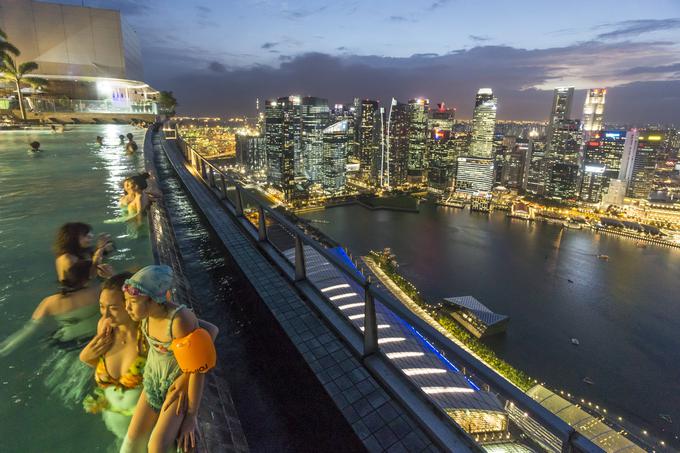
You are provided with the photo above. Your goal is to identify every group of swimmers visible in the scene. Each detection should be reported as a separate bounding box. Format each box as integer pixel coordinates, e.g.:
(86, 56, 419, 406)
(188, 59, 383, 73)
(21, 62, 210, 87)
(0, 171, 217, 452)
(96, 133, 138, 154)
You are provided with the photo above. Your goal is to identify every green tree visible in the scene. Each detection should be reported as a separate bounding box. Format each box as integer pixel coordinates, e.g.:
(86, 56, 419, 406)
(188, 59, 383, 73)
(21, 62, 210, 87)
(0, 28, 19, 57)
(158, 90, 177, 115)
(0, 54, 47, 120)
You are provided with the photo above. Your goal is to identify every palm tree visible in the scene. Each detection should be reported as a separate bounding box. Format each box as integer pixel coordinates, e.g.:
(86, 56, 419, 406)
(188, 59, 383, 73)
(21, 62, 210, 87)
(0, 27, 19, 57)
(0, 54, 46, 120)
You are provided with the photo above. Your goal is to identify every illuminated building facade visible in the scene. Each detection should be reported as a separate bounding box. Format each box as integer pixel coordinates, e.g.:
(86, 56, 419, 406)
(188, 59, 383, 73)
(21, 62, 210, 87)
(582, 88, 606, 134)
(580, 131, 626, 203)
(236, 133, 266, 180)
(546, 87, 574, 156)
(387, 100, 409, 187)
(546, 162, 579, 199)
(626, 132, 663, 199)
(300, 97, 330, 184)
(265, 96, 301, 201)
(427, 103, 456, 191)
(455, 157, 495, 194)
(357, 99, 380, 182)
(321, 120, 350, 193)
(546, 119, 582, 199)
(500, 140, 530, 190)
(469, 88, 497, 158)
(0, 0, 158, 117)
(407, 98, 430, 182)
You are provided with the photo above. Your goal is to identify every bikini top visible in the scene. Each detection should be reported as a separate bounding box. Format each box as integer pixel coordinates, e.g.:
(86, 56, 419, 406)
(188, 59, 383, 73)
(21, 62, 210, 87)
(141, 305, 186, 355)
(95, 326, 148, 390)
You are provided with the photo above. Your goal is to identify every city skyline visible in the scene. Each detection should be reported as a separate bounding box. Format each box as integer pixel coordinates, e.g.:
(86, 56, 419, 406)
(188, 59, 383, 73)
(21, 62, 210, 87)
(54, 0, 680, 123)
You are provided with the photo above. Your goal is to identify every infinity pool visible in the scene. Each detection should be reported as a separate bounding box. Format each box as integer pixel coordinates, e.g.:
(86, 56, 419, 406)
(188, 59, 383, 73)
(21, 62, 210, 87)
(0, 125, 153, 451)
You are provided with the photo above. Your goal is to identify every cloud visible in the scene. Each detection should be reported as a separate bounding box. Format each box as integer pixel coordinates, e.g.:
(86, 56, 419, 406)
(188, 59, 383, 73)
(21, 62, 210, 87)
(389, 15, 415, 23)
(469, 35, 490, 42)
(207, 61, 227, 73)
(195, 5, 212, 14)
(429, 0, 452, 10)
(145, 41, 680, 124)
(595, 18, 680, 40)
(261, 42, 278, 50)
(282, 5, 328, 20)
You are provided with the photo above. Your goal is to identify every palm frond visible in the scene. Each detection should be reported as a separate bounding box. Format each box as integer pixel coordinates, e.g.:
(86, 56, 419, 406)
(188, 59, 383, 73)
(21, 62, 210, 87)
(25, 76, 48, 88)
(0, 28, 6, 39)
(18, 61, 39, 74)
(0, 41, 20, 56)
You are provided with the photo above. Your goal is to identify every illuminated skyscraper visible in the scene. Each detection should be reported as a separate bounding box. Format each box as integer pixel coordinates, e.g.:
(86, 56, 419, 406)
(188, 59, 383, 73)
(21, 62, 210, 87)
(546, 87, 574, 156)
(407, 98, 430, 182)
(357, 100, 380, 182)
(427, 103, 456, 191)
(582, 88, 606, 133)
(580, 131, 626, 203)
(546, 119, 582, 199)
(300, 97, 330, 184)
(321, 120, 351, 193)
(469, 88, 497, 158)
(623, 131, 662, 199)
(455, 157, 495, 193)
(387, 100, 409, 187)
(265, 96, 301, 201)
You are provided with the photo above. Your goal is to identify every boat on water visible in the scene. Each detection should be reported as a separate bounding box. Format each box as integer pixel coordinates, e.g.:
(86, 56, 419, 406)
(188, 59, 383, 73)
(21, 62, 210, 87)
(582, 377, 595, 385)
(563, 221, 583, 230)
(309, 219, 330, 224)
(571, 338, 580, 345)
(659, 414, 673, 423)
(436, 200, 466, 209)
(597, 254, 609, 261)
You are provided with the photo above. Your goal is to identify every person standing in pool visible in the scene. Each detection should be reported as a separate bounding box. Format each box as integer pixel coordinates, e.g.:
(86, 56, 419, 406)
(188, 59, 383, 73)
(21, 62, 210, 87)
(96, 136, 104, 145)
(119, 134, 126, 145)
(81, 272, 151, 442)
(0, 261, 103, 406)
(54, 222, 114, 285)
(121, 265, 217, 453)
(29, 141, 42, 153)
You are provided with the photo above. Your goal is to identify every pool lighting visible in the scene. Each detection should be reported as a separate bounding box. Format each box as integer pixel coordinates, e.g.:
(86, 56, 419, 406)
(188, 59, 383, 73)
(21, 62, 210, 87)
(360, 324, 390, 331)
(348, 314, 364, 320)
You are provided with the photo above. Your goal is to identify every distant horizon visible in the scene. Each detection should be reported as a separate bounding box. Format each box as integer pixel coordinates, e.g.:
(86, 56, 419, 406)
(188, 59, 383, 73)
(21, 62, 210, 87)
(56, 0, 679, 123)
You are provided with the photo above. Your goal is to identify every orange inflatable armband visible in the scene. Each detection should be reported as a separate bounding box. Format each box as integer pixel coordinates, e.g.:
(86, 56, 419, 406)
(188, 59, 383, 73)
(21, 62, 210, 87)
(171, 328, 216, 373)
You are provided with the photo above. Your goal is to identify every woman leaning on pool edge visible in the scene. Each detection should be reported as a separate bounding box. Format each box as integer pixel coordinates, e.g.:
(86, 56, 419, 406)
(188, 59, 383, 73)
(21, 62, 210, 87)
(121, 265, 218, 453)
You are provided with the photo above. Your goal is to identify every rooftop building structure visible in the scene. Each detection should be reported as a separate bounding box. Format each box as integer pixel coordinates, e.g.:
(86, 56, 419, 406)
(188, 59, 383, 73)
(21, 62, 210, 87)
(440, 296, 510, 338)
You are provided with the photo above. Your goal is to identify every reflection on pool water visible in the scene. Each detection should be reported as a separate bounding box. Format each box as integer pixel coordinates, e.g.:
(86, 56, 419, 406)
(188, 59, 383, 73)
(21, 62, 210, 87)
(0, 125, 153, 451)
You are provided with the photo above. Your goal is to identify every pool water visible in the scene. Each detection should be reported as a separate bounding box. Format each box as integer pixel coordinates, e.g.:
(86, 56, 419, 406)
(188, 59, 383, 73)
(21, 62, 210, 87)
(0, 125, 153, 452)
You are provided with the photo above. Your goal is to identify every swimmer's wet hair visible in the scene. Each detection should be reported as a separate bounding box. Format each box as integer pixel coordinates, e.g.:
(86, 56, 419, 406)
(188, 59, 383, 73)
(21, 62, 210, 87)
(53, 222, 92, 257)
(103, 272, 133, 291)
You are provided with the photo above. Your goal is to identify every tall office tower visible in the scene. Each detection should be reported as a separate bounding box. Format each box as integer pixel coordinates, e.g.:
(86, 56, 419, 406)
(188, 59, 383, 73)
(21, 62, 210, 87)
(321, 120, 350, 193)
(407, 98, 430, 182)
(387, 100, 410, 187)
(582, 88, 606, 134)
(265, 96, 301, 201)
(624, 132, 662, 199)
(580, 131, 627, 203)
(546, 87, 574, 155)
(357, 100, 380, 182)
(500, 140, 530, 190)
(299, 97, 330, 184)
(525, 139, 548, 195)
(236, 132, 266, 179)
(427, 103, 456, 192)
(545, 119, 582, 199)
(455, 157, 495, 193)
(469, 88, 497, 158)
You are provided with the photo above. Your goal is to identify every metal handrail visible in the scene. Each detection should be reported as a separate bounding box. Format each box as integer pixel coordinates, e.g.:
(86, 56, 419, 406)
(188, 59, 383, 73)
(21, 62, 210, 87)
(168, 131, 601, 453)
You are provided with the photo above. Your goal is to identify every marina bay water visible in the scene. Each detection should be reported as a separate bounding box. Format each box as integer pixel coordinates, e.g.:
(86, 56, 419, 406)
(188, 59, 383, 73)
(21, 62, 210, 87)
(301, 202, 680, 443)
(0, 126, 152, 451)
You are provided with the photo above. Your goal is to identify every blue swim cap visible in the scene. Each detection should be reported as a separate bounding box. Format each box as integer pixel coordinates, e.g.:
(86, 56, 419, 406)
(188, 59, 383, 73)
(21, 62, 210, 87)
(125, 265, 173, 304)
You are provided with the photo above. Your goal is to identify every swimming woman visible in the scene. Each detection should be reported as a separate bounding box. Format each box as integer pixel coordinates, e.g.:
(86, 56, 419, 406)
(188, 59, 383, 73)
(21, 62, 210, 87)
(81, 272, 149, 441)
(121, 265, 218, 453)
(54, 222, 114, 284)
(29, 141, 42, 154)
(0, 260, 102, 405)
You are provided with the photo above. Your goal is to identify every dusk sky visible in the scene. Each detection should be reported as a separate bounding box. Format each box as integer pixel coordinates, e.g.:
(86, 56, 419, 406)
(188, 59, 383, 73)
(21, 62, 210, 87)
(65, 0, 680, 123)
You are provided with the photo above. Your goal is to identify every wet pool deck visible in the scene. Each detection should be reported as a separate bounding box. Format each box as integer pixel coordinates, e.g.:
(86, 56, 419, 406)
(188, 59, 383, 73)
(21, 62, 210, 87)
(150, 128, 450, 452)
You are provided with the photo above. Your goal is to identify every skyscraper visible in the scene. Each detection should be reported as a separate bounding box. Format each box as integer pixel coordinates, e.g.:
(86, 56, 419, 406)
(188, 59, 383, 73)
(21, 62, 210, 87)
(469, 88, 497, 158)
(580, 131, 626, 203)
(407, 98, 430, 182)
(427, 103, 456, 192)
(545, 119, 582, 199)
(357, 100, 380, 183)
(300, 97, 330, 184)
(387, 100, 409, 187)
(582, 88, 606, 133)
(265, 96, 300, 201)
(455, 157, 495, 193)
(321, 120, 351, 193)
(546, 87, 574, 156)
(624, 132, 662, 199)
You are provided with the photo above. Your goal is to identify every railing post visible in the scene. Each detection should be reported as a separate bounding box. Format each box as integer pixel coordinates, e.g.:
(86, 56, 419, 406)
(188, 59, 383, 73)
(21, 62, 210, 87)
(257, 205, 267, 241)
(363, 277, 379, 358)
(235, 185, 244, 216)
(220, 174, 228, 200)
(209, 167, 216, 188)
(295, 235, 306, 281)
